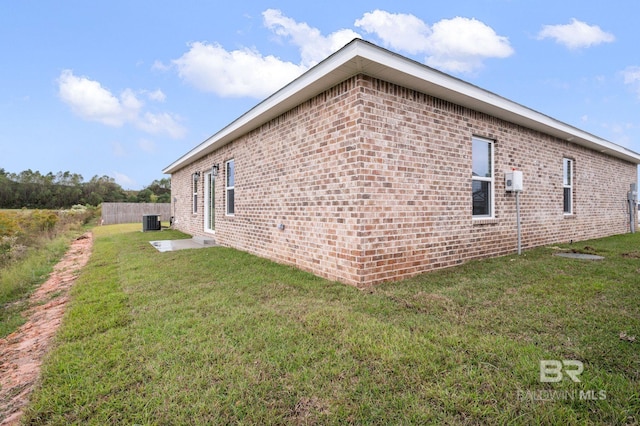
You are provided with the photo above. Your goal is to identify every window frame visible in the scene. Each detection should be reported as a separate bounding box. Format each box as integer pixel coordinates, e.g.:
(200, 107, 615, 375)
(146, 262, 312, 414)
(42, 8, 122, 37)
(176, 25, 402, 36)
(563, 158, 573, 215)
(471, 136, 495, 219)
(204, 170, 215, 233)
(225, 159, 235, 216)
(192, 172, 199, 214)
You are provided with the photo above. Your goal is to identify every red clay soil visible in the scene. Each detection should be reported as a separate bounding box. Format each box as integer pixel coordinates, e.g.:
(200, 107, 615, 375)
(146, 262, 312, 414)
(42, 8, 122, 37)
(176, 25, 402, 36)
(0, 232, 93, 425)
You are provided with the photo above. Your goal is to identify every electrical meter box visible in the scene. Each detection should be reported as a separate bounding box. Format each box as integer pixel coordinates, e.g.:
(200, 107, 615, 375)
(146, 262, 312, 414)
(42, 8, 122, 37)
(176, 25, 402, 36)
(505, 170, 523, 192)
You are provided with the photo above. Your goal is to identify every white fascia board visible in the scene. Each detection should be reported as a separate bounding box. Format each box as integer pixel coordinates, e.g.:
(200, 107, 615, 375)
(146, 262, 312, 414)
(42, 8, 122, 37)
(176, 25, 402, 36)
(162, 43, 361, 174)
(353, 41, 640, 164)
(164, 39, 640, 174)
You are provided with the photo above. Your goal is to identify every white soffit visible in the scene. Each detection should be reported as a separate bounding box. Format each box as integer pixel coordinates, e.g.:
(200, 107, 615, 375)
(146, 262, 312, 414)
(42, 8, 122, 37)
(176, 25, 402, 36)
(163, 39, 640, 174)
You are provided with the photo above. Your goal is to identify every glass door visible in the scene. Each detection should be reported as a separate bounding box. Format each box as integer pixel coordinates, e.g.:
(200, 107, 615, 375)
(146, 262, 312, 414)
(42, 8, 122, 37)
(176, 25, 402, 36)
(204, 171, 215, 233)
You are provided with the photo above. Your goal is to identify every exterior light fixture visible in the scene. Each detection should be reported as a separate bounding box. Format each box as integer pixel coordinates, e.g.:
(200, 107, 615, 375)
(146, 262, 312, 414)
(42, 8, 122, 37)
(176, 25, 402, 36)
(212, 164, 220, 177)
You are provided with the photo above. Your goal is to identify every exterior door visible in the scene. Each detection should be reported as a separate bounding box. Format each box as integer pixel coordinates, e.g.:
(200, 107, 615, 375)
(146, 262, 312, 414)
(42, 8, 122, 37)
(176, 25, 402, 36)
(204, 172, 215, 233)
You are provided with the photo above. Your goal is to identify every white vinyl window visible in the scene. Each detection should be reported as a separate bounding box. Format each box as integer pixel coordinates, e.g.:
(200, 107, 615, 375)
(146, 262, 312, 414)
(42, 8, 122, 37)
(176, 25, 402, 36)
(225, 159, 235, 216)
(192, 172, 199, 214)
(204, 171, 215, 232)
(563, 158, 573, 214)
(472, 137, 494, 218)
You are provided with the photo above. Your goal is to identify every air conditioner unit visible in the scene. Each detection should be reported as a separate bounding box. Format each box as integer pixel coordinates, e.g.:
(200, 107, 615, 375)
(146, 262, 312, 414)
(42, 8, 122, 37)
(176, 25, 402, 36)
(142, 214, 161, 232)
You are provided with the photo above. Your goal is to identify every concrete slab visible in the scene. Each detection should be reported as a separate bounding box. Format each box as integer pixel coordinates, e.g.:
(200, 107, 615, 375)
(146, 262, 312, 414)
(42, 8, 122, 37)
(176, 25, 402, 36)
(554, 252, 604, 260)
(150, 238, 217, 252)
(193, 236, 216, 246)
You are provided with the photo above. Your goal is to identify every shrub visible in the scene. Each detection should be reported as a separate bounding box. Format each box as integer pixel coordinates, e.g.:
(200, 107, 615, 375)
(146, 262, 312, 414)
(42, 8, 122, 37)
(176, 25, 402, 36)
(0, 207, 96, 267)
(0, 235, 26, 268)
(0, 211, 21, 237)
(0, 212, 24, 267)
(58, 205, 96, 227)
(30, 210, 59, 234)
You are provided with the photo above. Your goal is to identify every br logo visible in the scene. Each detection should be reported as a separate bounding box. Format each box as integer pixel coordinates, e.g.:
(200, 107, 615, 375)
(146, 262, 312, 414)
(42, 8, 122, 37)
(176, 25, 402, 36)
(539, 360, 584, 383)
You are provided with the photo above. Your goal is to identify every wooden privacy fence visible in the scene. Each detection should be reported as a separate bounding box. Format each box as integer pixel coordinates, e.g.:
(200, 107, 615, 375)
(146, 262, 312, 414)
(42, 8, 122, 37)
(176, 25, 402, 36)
(101, 203, 171, 225)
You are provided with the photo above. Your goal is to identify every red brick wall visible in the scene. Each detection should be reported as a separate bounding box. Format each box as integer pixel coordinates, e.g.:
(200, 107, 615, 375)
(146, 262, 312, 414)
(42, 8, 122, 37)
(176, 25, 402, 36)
(171, 75, 637, 286)
(355, 76, 636, 284)
(171, 78, 364, 284)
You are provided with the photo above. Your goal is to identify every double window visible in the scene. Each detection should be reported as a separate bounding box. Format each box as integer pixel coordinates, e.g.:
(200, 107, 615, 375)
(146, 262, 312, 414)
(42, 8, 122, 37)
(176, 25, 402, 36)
(563, 158, 573, 214)
(472, 137, 494, 218)
(225, 159, 235, 216)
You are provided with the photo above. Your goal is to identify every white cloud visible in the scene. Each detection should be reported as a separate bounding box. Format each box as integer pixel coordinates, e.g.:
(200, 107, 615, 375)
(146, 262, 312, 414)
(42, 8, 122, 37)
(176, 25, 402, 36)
(537, 19, 615, 49)
(622, 66, 640, 98)
(172, 41, 306, 98)
(622, 66, 640, 83)
(137, 112, 186, 139)
(152, 60, 170, 71)
(425, 17, 514, 73)
(147, 89, 166, 102)
(171, 10, 359, 98)
(355, 10, 431, 55)
(170, 9, 512, 98)
(112, 171, 136, 188)
(355, 11, 513, 73)
(119, 88, 143, 123)
(58, 69, 134, 127)
(263, 9, 361, 67)
(58, 70, 185, 138)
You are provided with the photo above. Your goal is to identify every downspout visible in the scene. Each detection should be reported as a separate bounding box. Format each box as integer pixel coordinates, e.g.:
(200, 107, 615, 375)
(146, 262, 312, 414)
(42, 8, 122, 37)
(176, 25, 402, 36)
(516, 191, 522, 255)
(629, 183, 637, 234)
(172, 196, 177, 228)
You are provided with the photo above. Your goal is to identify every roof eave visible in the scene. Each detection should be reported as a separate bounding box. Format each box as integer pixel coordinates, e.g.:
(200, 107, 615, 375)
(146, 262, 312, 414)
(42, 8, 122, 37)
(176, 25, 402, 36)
(163, 39, 640, 174)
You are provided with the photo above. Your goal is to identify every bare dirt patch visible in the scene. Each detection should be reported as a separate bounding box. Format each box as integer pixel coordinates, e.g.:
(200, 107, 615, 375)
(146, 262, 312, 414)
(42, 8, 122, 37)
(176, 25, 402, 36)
(289, 396, 330, 425)
(621, 251, 640, 259)
(0, 232, 93, 425)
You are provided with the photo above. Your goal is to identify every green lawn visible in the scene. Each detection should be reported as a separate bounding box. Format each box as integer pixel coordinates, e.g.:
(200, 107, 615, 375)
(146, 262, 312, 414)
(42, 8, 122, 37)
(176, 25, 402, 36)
(21, 224, 639, 425)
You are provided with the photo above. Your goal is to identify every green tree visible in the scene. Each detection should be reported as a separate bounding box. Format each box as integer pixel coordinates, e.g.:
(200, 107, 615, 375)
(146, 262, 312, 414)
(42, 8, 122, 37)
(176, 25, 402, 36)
(83, 175, 127, 205)
(157, 193, 171, 203)
(143, 178, 171, 203)
(0, 169, 132, 208)
(136, 189, 153, 203)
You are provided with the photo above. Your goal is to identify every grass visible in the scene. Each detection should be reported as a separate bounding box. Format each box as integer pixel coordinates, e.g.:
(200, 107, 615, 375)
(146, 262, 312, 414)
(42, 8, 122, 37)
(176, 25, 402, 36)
(0, 208, 95, 337)
(0, 237, 71, 337)
(0, 225, 93, 338)
(20, 224, 640, 425)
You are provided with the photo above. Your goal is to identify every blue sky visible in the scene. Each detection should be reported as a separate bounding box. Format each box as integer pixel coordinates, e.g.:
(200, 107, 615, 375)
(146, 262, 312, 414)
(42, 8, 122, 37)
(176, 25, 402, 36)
(1, 1, 639, 189)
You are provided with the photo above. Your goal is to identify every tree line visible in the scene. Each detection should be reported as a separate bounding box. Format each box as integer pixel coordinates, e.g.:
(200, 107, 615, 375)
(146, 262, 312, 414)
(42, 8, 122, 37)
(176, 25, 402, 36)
(0, 169, 171, 209)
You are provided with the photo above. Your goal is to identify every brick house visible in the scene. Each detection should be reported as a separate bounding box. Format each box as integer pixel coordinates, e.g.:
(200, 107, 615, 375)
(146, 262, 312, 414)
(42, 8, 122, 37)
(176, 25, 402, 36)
(163, 39, 640, 287)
